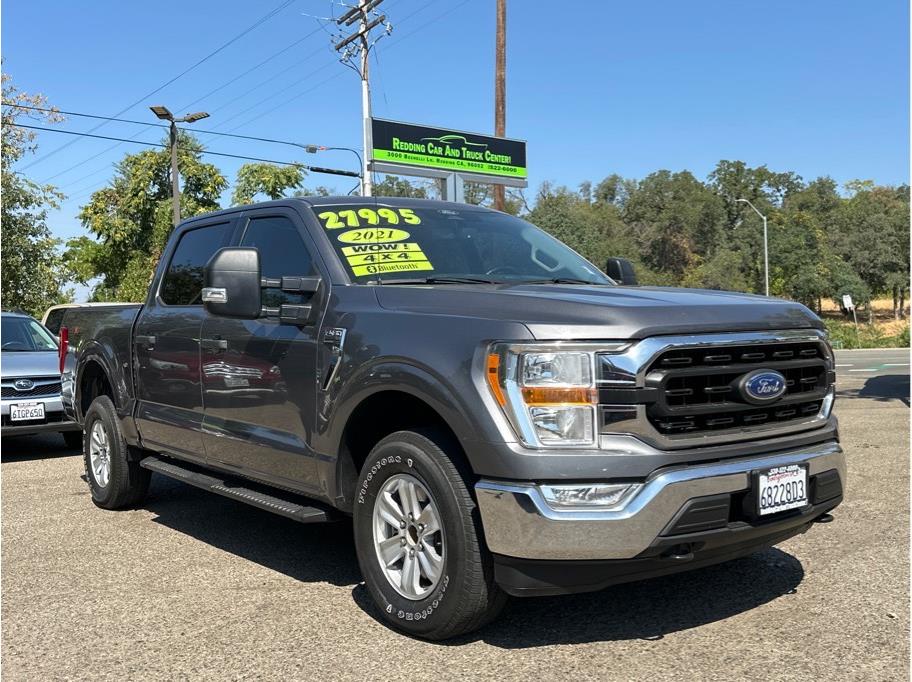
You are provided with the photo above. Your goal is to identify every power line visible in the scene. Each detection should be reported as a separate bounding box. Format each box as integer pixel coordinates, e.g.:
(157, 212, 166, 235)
(12, 124, 360, 177)
(211, 0, 458, 139)
(8, 103, 345, 149)
(19, 0, 298, 172)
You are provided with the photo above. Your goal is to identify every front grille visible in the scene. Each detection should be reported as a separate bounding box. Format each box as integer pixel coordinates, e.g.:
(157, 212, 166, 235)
(645, 341, 830, 436)
(1, 381, 62, 399)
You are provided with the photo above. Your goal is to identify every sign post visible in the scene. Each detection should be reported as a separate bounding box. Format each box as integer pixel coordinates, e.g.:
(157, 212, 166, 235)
(370, 118, 527, 203)
(842, 294, 859, 339)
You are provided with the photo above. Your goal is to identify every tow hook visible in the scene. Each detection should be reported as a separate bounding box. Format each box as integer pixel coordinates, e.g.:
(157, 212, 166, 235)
(815, 513, 835, 524)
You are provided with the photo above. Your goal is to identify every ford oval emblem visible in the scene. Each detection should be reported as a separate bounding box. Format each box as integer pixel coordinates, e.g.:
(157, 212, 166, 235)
(14, 378, 34, 391)
(740, 370, 787, 404)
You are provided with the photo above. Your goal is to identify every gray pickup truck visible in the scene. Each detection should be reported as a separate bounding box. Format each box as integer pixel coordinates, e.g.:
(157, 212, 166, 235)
(61, 197, 845, 639)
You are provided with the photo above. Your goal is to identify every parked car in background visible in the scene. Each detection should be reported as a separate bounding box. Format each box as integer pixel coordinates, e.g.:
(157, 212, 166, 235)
(42, 302, 135, 337)
(1, 311, 81, 446)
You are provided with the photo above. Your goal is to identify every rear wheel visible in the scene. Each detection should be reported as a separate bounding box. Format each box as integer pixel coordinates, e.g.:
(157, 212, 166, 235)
(353, 430, 506, 639)
(83, 395, 150, 509)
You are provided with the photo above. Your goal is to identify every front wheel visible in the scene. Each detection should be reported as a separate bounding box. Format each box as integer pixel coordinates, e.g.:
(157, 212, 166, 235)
(353, 430, 506, 639)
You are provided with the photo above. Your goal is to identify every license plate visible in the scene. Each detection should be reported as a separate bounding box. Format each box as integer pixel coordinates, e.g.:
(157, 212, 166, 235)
(10, 402, 45, 422)
(757, 464, 808, 516)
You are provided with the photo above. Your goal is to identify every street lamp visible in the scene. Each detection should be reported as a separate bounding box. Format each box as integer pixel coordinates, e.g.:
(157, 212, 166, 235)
(735, 198, 770, 297)
(301, 145, 364, 194)
(150, 106, 210, 225)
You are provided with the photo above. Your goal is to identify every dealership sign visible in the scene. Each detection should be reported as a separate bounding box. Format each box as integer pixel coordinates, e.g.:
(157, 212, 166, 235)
(371, 118, 527, 180)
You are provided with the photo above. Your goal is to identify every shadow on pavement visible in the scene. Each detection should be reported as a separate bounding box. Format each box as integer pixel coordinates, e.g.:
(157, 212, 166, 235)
(352, 548, 804, 647)
(1, 433, 81, 462)
(143, 475, 361, 587)
(838, 374, 910, 406)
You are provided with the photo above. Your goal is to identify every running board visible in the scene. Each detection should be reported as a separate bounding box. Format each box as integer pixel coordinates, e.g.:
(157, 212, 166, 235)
(140, 456, 337, 524)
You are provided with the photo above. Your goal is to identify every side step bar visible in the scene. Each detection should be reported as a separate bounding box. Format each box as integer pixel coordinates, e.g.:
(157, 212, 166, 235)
(140, 456, 337, 524)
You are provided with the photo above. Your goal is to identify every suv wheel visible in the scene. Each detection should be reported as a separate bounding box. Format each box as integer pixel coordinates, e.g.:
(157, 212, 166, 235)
(83, 395, 151, 509)
(353, 430, 506, 639)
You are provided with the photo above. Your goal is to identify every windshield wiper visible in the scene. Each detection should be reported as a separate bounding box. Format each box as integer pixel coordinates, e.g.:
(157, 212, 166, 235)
(378, 276, 501, 285)
(512, 278, 607, 285)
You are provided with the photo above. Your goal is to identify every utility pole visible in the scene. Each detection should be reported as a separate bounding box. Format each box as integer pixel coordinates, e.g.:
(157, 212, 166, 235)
(493, 0, 507, 211)
(150, 106, 209, 225)
(334, 0, 392, 196)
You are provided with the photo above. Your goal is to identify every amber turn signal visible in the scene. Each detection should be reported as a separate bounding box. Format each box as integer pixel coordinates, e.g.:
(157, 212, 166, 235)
(520, 387, 597, 405)
(486, 353, 507, 407)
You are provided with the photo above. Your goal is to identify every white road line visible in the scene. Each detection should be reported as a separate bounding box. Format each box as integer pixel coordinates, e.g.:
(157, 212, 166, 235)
(883, 363, 910, 367)
(835, 364, 853, 367)
(847, 369, 875, 372)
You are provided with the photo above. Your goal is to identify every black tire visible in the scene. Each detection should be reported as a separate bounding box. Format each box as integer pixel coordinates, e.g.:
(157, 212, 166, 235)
(62, 430, 83, 449)
(353, 430, 506, 640)
(83, 395, 151, 509)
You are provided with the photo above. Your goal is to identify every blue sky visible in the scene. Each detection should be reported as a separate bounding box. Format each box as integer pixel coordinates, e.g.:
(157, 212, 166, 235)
(4, 0, 909, 250)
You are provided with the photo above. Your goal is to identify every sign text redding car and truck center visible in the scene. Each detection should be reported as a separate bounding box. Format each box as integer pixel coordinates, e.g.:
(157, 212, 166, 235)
(371, 118, 527, 180)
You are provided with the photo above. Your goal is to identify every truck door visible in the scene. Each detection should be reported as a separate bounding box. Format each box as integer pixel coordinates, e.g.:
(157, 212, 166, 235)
(133, 219, 233, 461)
(199, 209, 326, 494)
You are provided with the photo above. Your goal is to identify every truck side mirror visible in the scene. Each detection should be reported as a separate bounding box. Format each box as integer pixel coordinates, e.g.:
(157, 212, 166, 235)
(203, 247, 262, 319)
(605, 257, 638, 286)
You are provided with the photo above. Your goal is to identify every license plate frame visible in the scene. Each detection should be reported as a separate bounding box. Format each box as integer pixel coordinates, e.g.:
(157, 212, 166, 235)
(754, 464, 809, 517)
(9, 401, 46, 423)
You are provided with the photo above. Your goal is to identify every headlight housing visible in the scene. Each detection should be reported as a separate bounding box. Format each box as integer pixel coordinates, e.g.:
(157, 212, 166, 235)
(486, 342, 628, 448)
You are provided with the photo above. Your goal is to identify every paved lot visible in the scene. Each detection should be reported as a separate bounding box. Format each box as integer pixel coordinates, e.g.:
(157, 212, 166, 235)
(2, 349, 908, 680)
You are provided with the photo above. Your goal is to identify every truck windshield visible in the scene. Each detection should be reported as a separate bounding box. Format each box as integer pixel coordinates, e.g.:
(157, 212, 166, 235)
(1, 316, 58, 352)
(312, 203, 611, 285)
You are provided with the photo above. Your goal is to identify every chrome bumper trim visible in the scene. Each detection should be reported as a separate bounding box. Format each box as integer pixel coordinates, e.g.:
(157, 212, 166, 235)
(475, 441, 845, 560)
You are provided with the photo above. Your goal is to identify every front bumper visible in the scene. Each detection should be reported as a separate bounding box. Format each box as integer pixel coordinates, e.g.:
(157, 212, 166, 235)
(475, 441, 845, 563)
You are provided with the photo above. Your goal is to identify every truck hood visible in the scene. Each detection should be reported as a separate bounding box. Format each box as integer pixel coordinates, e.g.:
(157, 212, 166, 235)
(375, 284, 822, 339)
(1, 350, 60, 379)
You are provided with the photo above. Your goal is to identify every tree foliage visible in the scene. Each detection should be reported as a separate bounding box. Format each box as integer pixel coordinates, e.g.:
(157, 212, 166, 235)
(67, 131, 226, 301)
(232, 162, 305, 205)
(1, 74, 72, 315)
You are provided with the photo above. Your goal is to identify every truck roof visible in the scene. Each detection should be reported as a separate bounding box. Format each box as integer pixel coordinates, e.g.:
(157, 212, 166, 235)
(180, 196, 491, 227)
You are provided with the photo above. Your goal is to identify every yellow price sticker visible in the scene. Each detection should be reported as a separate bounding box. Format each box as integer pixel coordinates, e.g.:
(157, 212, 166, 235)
(318, 207, 422, 229)
(346, 250, 428, 266)
(336, 228, 410, 244)
(341, 242, 424, 256)
(351, 261, 434, 277)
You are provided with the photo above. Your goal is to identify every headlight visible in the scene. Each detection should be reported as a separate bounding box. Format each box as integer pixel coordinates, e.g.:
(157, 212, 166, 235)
(486, 342, 627, 448)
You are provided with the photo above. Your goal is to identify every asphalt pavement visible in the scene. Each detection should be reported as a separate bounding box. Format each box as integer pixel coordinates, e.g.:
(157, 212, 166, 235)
(1, 348, 908, 680)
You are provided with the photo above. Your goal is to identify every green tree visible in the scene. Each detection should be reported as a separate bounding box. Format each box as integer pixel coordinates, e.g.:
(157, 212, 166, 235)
(373, 175, 430, 198)
(232, 162, 305, 205)
(830, 182, 909, 320)
(1, 74, 72, 315)
(622, 170, 725, 280)
(66, 132, 226, 301)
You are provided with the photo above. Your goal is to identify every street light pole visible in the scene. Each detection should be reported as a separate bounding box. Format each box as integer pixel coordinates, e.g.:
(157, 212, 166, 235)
(736, 198, 770, 297)
(168, 120, 180, 226)
(150, 106, 210, 226)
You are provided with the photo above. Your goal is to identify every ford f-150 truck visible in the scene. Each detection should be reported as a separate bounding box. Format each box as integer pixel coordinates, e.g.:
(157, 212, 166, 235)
(61, 197, 845, 639)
